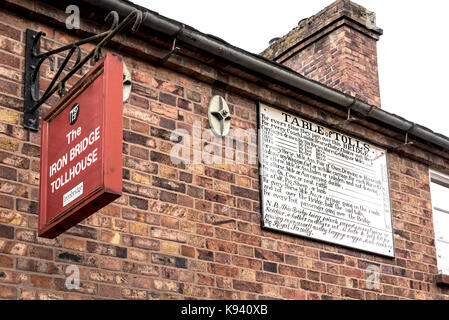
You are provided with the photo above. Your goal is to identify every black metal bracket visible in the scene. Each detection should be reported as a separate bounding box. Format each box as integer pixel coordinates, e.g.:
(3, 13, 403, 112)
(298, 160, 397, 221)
(331, 105, 358, 130)
(23, 9, 143, 131)
(158, 24, 185, 64)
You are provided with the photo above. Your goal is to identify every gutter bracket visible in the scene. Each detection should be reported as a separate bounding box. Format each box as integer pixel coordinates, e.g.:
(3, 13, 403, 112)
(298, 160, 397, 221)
(390, 129, 414, 153)
(159, 24, 185, 64)
(331, 99, 357, 130)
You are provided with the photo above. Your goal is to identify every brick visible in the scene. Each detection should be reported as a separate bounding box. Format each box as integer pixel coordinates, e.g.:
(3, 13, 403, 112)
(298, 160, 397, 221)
(233, 280, 263, 294)
(99, 230, 121, 245)
(255, 271, 284, 285)
(207, 263, 238, 278)
(152, 176, 185, 193)
(124, 155, 158, 174)
(206, 239, 237, 254)
(56, 251, 83, 264)
(153, 279, 182, 293)
(232, 256, 262, 270)
(0, 240, 27, 256)
(150, 227, 186, 243)
(0, 284, 16, 299)
(160, 241, 180, 255)
(181, 245, 195, 258)
(31, 275, 52, 289)
(205, 167, 235, 183)
(150, 101, 178, 119)
(159, 92, 177, 107)
(122, 261, 159, 277)
(319, 251, 344, 263)
(16, 199, 38, 214)
(0, 254, 13, 268)
(129, 196, 148, 210)
(197, 249, 213, 261)
(151, 253, 187, 269)
(151, 151, 185, 169)
(86, 242, 127, 259)
(65, 225, 97, 240)
(279, 265, 306, 278)
(232, 232, 261, 247)
(300, 280, 326, 293)
(123, 130, 156, 148)
(98, 284, 121, 299)
(230, 185, 259, 201)
(0, 165, 16, 180)
(129, 145, 149, 160)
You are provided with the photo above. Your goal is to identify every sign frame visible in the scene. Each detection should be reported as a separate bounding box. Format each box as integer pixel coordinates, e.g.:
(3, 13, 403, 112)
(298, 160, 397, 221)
(38, 53, 123, 238)
(257, 101, 395, 258)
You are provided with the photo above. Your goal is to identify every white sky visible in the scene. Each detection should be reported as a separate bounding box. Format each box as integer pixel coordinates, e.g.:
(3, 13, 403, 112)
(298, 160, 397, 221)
(132, 0, 449, 137)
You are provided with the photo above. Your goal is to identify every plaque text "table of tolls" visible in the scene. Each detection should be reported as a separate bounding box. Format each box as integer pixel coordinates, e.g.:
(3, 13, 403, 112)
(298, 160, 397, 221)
(259, 103, 394, 257)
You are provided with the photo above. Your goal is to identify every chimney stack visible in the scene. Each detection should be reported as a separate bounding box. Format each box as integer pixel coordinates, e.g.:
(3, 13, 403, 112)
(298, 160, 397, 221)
(262, 0, 383, 107)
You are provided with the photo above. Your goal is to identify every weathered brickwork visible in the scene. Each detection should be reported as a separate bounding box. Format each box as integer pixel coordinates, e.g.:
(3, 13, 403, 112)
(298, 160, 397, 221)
(0, 0, 448, 300)
(262, 0, 382, 107)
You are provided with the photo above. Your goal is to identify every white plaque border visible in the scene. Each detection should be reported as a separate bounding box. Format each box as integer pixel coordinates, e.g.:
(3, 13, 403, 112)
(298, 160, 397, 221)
(257, 101, 396, 258)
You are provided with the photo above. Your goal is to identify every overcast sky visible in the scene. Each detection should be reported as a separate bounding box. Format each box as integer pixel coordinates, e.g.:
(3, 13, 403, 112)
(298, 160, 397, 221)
(132, 0, 449, 137)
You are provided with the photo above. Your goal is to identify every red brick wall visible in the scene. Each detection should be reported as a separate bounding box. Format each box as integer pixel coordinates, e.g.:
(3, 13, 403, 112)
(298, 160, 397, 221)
(0, 2, 448, 300)
(281, 25, 381, 108)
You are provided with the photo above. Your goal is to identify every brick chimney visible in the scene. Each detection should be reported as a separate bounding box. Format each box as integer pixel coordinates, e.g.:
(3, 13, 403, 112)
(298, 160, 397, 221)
(261, 0, 383, 107)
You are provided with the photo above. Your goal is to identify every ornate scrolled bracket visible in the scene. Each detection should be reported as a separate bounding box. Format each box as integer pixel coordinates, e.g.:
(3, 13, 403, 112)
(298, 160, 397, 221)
(23, 9, 143, 131)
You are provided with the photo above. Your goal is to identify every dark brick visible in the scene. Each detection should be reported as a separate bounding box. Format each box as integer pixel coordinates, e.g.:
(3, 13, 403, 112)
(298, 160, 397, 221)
(151, 253, 187, 269)
(159, 92, 177, 107)
(160, 117, 176, 130)
(150, 151, 185, 169)
(123, 181, 158, 199)
(0, 151, 30, 169)
(0, 224, 14, 239)
(150, 126, 181, 143)
(177, 98, 192, 111)
(122, 168, 130, 180)
(205, 167, 235, 183)
(57, 251, 83, 263)
(230, 185, 259, 201)
(263, 261, 278, 273)
(152, 176, 185, 193)
(0, 165, 16, 180)
(187, 185, 203, 199)
(21, 144, 40, 157)
(179, 171, 192, 183)
(16, 199, 38, 214)
(65, 225, 97, 240)
(197, 249, 214, 261)
(123, 130, 156, 148)
(319, 251, 344, 263)
(129, 196, 148, 210)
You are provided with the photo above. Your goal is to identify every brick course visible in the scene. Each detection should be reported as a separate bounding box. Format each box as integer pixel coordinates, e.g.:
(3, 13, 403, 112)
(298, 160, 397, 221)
(0, 0, 447, 300)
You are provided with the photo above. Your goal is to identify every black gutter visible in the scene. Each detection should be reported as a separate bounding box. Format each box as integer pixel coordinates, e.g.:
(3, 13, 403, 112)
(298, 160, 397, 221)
(81, 0, 449, 151)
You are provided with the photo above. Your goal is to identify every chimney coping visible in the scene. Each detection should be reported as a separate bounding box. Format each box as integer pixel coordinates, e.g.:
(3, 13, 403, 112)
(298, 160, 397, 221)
(261, 0, 383, 60)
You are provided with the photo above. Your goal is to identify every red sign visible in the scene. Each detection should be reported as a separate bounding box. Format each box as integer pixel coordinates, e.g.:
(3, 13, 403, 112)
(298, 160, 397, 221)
(38, 54, 123, 238)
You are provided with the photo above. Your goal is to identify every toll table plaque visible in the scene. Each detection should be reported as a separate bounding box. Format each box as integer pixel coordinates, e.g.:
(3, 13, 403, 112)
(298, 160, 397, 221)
(259, 103, 394, 257)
